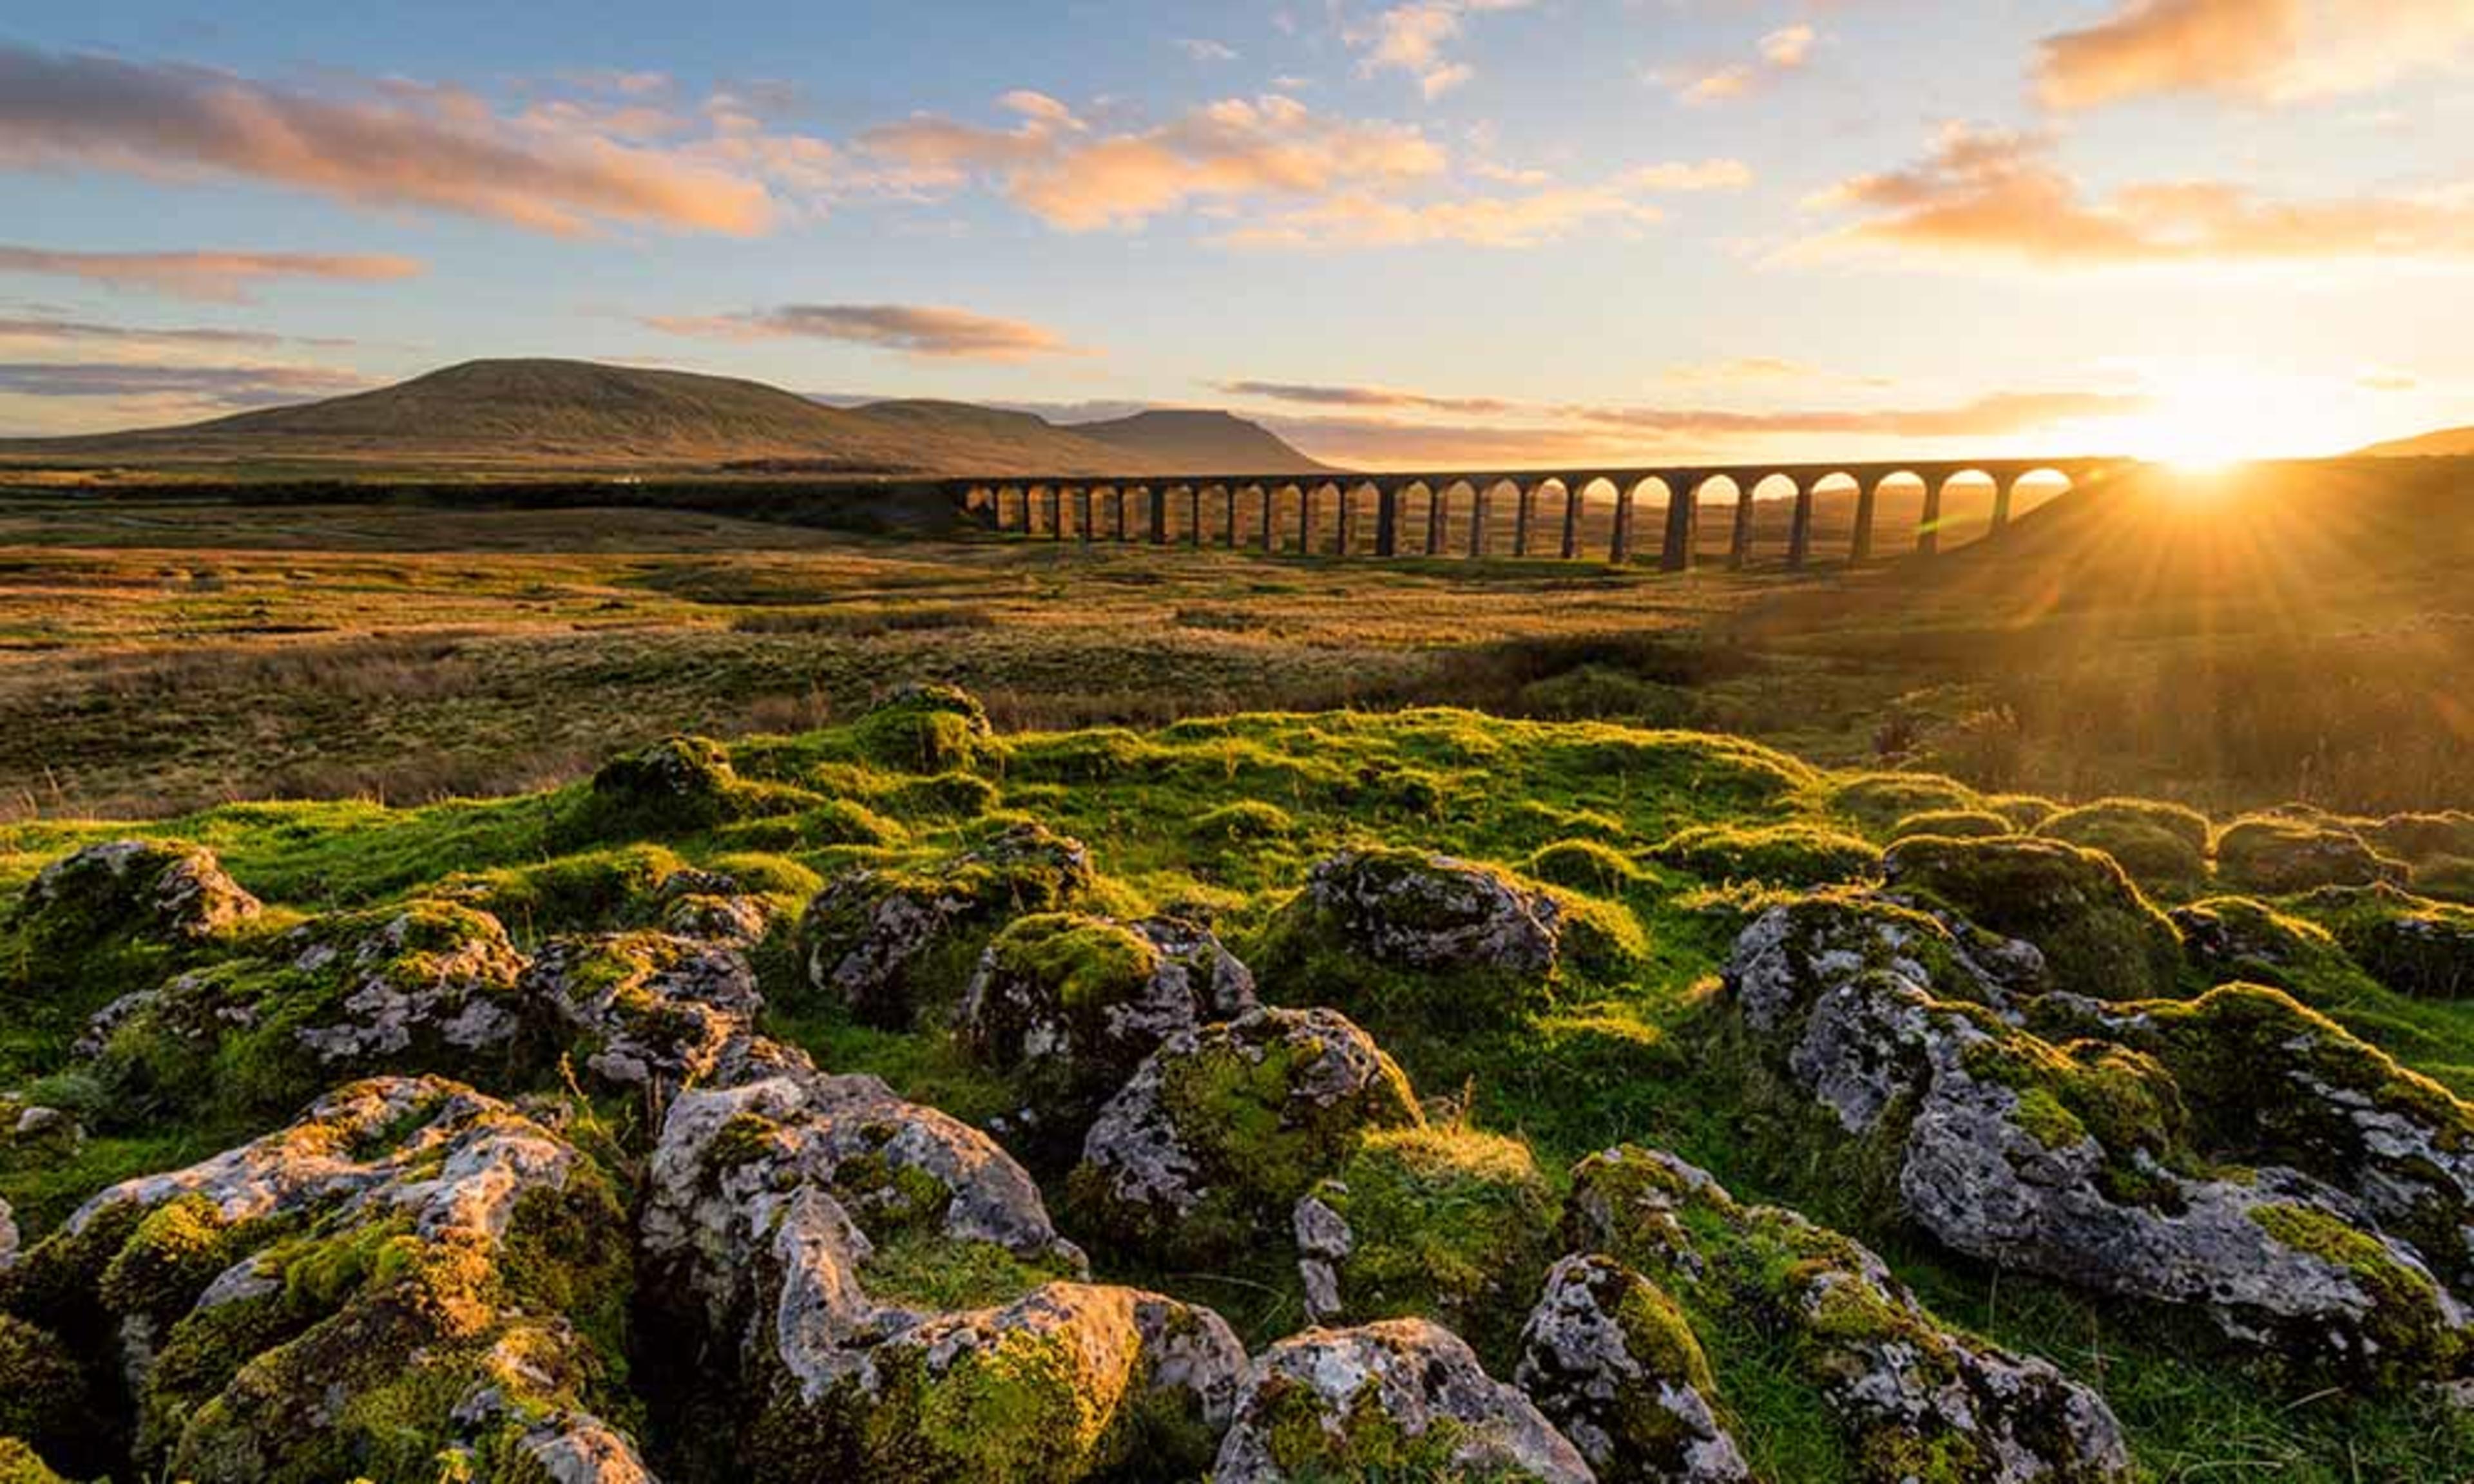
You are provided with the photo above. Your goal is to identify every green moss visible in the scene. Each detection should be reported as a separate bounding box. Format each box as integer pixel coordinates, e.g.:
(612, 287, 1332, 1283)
(570, 736, 818, 839)
(1983, 794, 2061, 830)
(1887, 810, 2014, 842)
(2216, 816, 2401, 896)
(849, 685, 993, 774)
(0, 1438, 70, 1484)
(2300, 887, 2474, 1000)
(1310, 1125, 1555, 1364)
(1654, 823, 1880, 889)
(2037, 799, 2211, 894)
(1885, 835, 2184, 1002)
(1524, 839, 1642, 893)
(1251, 1372, 1481, 1482)
(856, 1233, 1073, 1313)
(0, 1317, 88, 1470)
(1191, 800, 1296, 846)
(1828, 773, 1984, 834)
(2250, 1203, 2459, 1381)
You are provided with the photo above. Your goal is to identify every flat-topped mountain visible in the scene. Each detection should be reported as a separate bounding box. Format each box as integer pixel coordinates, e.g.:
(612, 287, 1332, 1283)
(0, 359, 1324, 477)
(1064, 408, 1332, 474)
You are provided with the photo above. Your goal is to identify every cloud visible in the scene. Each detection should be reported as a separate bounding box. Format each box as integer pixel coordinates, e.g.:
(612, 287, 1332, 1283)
(1800, 123, 2474, 267)
(1561, 390, 2152, 439)
(0, 359, 368, 408)
(1176, 39, 1240, 62)
(861, 91, 1446, 231)
(2035, 0, 2474, 109)
(1351, 1, 1533, 98)
(0, 43, 813, 236)
(646, 302, 1084, 359)
(1218, 158, 1743, 250)
(0, 315, 285, 348)
(1674, 24, 1821, 105)
(1625, 159, 1754, 193)
(1213, 379, 1522, 415)
(1661, 357, 1892, 389)
(0, 245, 421, 302)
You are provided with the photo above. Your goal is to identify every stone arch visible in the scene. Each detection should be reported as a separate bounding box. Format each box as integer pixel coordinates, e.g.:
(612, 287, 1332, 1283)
(1807, 472, 1863, 564)
(1568, 477, 1618, 560)
(1473, 478, 1520, 558)
(1428, 479, 1472, 556)
(1858, 471, 1926, 562)
(1618, 476, 1671, 565)
(1692, 476, 1742, 566)
(2000, 467, 2076, 532)
(1924, 468, 1998, 554)
(1747, 473, 1801, 566)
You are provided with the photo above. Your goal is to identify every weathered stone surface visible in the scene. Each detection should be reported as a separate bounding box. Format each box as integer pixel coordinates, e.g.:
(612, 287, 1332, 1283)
(1514, 1253, 1749, 1484)
(1070, 1006, 1423, 1263)
(3, 1076, 642, 1482)
(960, 913, 1256, 1148)
(0, 1195, 17, 1272)
(2216, 816, 2404, 896)
(1727, 897, 2473, 1380)
(1213, 1318, 1595, 1484)
(1883, 835, 2182, 1002)
(16, 839, 260, 950)
(655, 867, 774, 946)
(1568, 1148, 2132, 1483)
(79, 900, 532, 1118)
(798, 823, 1095, 1027)
(640, 1050, 1249, 1481)
(2300, 884, 2474, 1001)
(1294, 848, 1562, 976)
(525, 931, 763, 1092)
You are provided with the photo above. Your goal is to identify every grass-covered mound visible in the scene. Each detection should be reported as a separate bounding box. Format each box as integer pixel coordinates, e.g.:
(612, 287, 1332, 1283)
(2, 699, 2472, 1481)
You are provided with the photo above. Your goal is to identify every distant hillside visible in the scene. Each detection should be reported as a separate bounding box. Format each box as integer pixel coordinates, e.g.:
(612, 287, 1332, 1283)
(1068, 408, 1332, 474)
(0, 359, 1312, 477)
(2359, 426, 2474, 458)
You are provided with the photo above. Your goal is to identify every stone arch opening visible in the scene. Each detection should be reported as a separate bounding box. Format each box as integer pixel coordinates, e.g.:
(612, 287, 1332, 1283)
(1572, 477, 1620, 560)
(1806, 472, 1863, 562)
(1926, 468, 1999, 552)
(2002, 468, 2076, 531)
(1692, 476, 1743, 564)
(1747, 474, 1800, 565)
(1860, 471, 1926, 562)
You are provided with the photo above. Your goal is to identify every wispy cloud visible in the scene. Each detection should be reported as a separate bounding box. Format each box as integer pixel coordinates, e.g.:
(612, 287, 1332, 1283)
(1213, 379, 1522, 415)
(2035, 0, 2474, 109)
(1221, 158, 1747, 249)
(0, 245, 421, 303)
(1176, 39, 1240, 62)
(0, 314, 351, 349)
(646, 302, 1085, 359)
(1350, 0, 1535, 99)
(1799, 123, 2474, 267)
(0, 359, 368, 408)
(1672, 24, 1821, 105)
(0, 44, 825, 236)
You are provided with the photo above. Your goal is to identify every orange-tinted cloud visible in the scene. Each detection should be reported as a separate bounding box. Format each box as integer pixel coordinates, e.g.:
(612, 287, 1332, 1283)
(0, 44, 781, 235)
(646, 303, 1084, 359)
(1212, 380, 1521, 415)
(2035, 0, 2474, 108)
(1220, 160, 1746, 249)
(1803, 124, 2474, 267)
(0, 360, 368, 407)
(862, 92, 1446, 231)
(0, 244, 422, 302)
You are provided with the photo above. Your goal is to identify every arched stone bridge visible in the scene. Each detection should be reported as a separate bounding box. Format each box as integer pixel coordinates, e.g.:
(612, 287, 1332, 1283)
(952, 457, 2136, 569)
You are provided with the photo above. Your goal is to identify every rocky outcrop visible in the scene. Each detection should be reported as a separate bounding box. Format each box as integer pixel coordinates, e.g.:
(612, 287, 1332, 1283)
(1287, 849, 1562, 976)
(15, 839, 261, 951)
(0, 1076, 646, 1482)
(78, 900, 533, 1119)
(653, 866, 774, 946)
(525, 931, 763, 1094)
(1069, 1006, 1423, 1263)
(1568, 1147, 2131, 1482)
(2299, 884, 2474, 1000)
(798, 823, 1095, 1027)
(1213, 1318, 1595, 1484)
(1514, 1254, 1749, 1484)
(0, 1195, 16, 1272)
(960, 913, 1256, 1152)
(1726, 895, 2474, 1382)
(640, 1055, 1245, 1481)
(850, 683, 995, 773)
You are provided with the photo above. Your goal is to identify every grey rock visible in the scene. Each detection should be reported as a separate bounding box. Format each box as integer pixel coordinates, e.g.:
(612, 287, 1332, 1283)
(1214, 1318, 1595, 1484)
(20, 838, 260, 944)
(0, 1194, 17, 1272)
(1302, 850, 1563, 975)
(524, 931, 763, 1093)
(1294, 1192, 1354, 1324)
(1514, 1254, 1749, 1484)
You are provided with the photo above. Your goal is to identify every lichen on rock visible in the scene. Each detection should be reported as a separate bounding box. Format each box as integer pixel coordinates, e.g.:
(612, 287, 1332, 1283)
(1069, 1005, 1424, 1264)
(2214, 815, 2404, 896)
(1214, 1317, 1595, 1484)
(1883, 834, 2183, 1002)
(1513, 1253, 1750, 1483)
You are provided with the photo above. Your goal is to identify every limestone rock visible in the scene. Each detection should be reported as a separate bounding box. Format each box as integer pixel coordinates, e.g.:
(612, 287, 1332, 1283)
(1070, 1006, 1423, 1263)
(2216, 816, 2403, 895)
(1213, 1318, 1595, 1484)
(15, 839, 259, 950)
(525, 930, 763, 1092)
(4, 1076, 642, 1481)
(1513, 1254, 1749, 1484)
(1883, 835, 2182, 1001)
(655, 867, 774, 946)
(1568, 1148, 2132, 1482)
(799, 823, 1095, 1027)
(0, 1194, 17, 1272)
(1294, 848, 1562, 976)
(2301, 884, 2474, 1001)
(960, 913, 1256, 1148)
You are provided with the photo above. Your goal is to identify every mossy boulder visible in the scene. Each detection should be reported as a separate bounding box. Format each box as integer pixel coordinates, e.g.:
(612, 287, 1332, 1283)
(2169, 896, 2380, 1004)
(523, 930, 764, 1094)
(2296, 884, 2474, 1000)
(1512, 1253, 1750, 1484)
(1886, 808, 2013, 842)
(2366, 811, 2474, 868)
(0, 1438, 70, 1484)
(1293, 1124, 1556, 1362)
(1725, 900, 2471, 1384)
(0, 1317, 91, 1478)
(1883, 835, 2183, 1001)
(82, 899, 534, 1123)
(1526, 839, 1643, 894)
(1827, 773, 1983, 833)
(1652, 822, 1880, 888)
(578, 735, 812, 837)
(4, 841, 263, 1023)
(1564, 1148, 2131, 1482)
(1213, 1318, 1594, 1484)
(640, 1056, 1245, 1482)
(959, 914, 1256, 1157)
(797, 823, 1097, 1028)
(1069, 1006, 1423, 1264)
(1, 1076, 647, 1483)
(2214, 815, 2404, 895)
(849, 683, 995, 774)
(2036, 799, 2211, 893)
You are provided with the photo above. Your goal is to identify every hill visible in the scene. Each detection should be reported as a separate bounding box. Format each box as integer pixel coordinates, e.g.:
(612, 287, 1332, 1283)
(0, 359, 1316, 477)
(1065, 407, 1333, 473)
(2359, 425, 2474, 458)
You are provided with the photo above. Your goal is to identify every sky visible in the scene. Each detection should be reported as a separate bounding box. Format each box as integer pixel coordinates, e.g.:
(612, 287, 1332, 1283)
(3, 0, 2472, 468)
